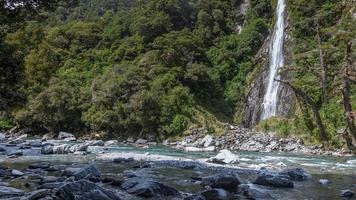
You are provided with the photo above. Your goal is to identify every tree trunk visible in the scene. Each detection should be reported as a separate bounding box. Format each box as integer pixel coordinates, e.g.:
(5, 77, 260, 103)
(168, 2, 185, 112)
(341, 42, 356, 145)
(276, 79, 328, 142)
(317, 26, 328, 103)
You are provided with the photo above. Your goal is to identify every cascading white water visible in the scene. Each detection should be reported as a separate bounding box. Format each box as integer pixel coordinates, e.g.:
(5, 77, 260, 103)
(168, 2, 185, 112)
(261, 0, 286, 120)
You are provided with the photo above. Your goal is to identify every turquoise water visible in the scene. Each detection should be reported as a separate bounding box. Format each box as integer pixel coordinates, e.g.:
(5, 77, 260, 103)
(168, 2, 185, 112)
(0, 143, 355, 199)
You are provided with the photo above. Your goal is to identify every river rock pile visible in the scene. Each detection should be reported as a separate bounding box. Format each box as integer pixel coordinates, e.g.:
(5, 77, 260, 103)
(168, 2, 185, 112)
(168, 127, 350, 156)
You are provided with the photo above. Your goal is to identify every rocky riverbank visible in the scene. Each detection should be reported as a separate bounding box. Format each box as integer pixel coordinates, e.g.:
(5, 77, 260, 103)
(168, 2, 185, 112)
(162, 126, 355, 157)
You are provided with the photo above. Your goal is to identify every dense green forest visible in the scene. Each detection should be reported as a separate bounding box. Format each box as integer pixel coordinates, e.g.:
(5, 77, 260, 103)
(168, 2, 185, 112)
(0, 0, 355, 148)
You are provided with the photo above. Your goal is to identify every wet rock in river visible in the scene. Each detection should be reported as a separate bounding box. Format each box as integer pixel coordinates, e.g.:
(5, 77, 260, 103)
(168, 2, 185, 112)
(11, 169, 24, 177)
(254, 173, 293, 188)
(319, 179, 330, 185)
(281, 168, 311, 181)
(208, 149, 239, 164)
(340, 189, 354, 198)
(7, 150, 23, 157)
(52, 144, 72, 154)
(113, 157, 134, 163)
(29, 162, 51, 170)
(56, 180, 121, 200)
(135, 139, 148, 145)
(121, 177, 181, 199)
(238, 184, 275, 200)
(22, 189, 50, 200)
(104, 140, 118, 146)
(73, 164, 101, 180)
(41, 145, 53, 154)
(200, 188, 233, 200)
(202, 174, 242, 191)
(57, 131, 75, 140)
(0, 186, 24, 198)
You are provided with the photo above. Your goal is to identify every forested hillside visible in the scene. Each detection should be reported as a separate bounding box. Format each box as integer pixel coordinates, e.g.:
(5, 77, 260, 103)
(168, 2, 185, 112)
(0, 0, 355, 148)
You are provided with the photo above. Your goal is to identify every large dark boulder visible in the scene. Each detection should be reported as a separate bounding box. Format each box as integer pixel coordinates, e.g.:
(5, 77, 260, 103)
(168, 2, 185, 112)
(254, 174, 293, 188)
(29, 162, 51, 170)
(121, 177, 181, 198)
(41, 145, 53, 154)
(201, 188, 234, 200)
(73, 164, 101, 180)
(202, 174, 242, 191)
(281, 168, 311, 181)
(56, 180, 121, 200)
(238, 184, 275, 200)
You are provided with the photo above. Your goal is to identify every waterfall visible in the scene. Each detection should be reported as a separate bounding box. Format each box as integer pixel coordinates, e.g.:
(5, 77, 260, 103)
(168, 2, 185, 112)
(261, 0, 286, 120)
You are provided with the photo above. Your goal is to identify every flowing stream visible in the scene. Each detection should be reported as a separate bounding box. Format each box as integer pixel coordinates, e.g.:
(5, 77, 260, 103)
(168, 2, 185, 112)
(1, 143, 355, 199)
(261, 0, 286, 120)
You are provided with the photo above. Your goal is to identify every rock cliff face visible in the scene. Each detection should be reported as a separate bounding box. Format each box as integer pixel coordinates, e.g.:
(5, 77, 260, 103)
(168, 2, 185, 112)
(243, 8, 294, 128)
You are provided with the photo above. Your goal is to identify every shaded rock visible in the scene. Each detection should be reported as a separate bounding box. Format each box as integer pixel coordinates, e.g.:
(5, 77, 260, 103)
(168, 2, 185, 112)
(281, 168, 311, 181)
(254, 174, 293, 188)
(202, 174, 242, 191)
(121, 177, 181, 198)
(62, 167, 81, 177)
(29, 141, 43, 148)
(39, 182, 65, 189)
(0, 186, 24, 198)
(0, 147, 6, 152)
(201, 188, 233, 200)
(184, 194, 206, 200)
(73, 164, 101, 180)
(56, 180, 121, 200)
(101, 175, 122, 186)
(7, 150, 23, 157)
(58, 132, 75, 140)
(41, 145, 53, 154)
(21, 189, 50, 200)
(9, 134, 27, 145)
(113, 157, 134, 163)
(208, 150, 239, 164)
(340, 190, 354, 198)
(29, 162, 50, 170)
(238, 184, 275, 200)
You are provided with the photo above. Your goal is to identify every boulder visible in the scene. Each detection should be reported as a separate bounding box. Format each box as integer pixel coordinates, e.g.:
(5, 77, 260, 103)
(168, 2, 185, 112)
(56, 180, 121, 200)
(29, 140, 43, 147)
(73, 164, 101, 180)
(104, 140, 118, 146)
(121, 177, 181, 198)
(202, 174, 242, 191)
(135, 139, 148, 145)
(0, 186, 24, 198)
(21, 189, 50, 200)
(7, 150, 23, 157)
(62, 167, 81, 177)
(201, 188, 233, 200)
(0, 147, 6, 152)
(254, 174, 293, 188)
(113, 157, 134, 163)
(11, 170, 24, 177)
(8, 134, 27, 145)
(208, 149, 239, 164)
(58, 131, 75, 140)
(238, 184, 275, 200)
(200, 135, 214, 147)
(41, 145, 53, 154)
(52, 144, 72, 154)
(29, 162, 51, 170)
(62, 137, 76, 142)
(340, 190, 354, 198)
(281, 168, 311, 181)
